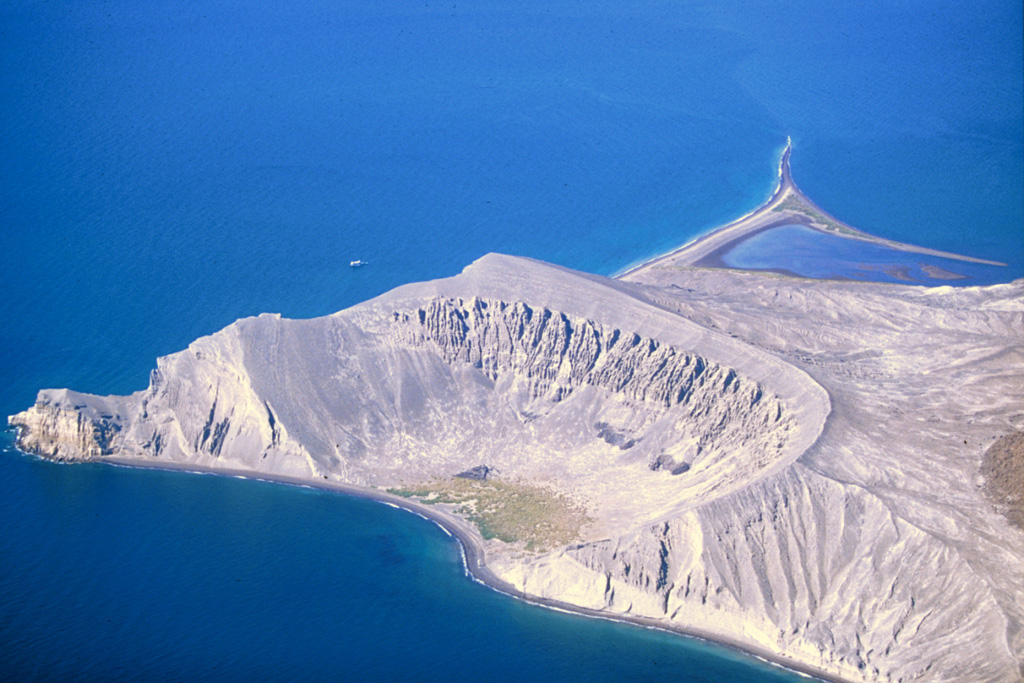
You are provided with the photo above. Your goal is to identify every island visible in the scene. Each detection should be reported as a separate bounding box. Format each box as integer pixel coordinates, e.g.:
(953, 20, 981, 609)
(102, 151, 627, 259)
(10, 148, 1023, 683)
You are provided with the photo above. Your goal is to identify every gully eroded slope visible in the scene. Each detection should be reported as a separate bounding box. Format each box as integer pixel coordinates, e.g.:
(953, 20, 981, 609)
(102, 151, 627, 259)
(10, 255, 827, 545)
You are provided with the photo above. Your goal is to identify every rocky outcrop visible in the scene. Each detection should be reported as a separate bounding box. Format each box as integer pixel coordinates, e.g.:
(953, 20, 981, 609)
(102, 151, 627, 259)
(11, 389, 127, 461)
(982, 432, 1024, 529)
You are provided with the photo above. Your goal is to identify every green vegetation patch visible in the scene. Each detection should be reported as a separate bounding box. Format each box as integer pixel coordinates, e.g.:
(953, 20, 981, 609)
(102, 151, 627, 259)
(388, 478, 589, 551)
(772, 195, 856, 236)
(981, 431, 1024, 530)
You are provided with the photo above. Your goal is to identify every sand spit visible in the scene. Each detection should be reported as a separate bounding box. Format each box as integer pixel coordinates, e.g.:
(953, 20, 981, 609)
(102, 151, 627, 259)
(619, 142, 1005, 281)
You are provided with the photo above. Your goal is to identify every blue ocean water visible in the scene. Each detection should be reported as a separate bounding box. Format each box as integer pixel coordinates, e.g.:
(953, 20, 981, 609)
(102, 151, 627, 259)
(0, 448, 805, 683)
(723, 224, 1011, 286)
(1, 0, 1020, 680)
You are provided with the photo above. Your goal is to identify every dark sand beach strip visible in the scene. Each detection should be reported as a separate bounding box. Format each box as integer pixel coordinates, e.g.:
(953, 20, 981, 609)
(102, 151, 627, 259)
(101, 455, 842, 683)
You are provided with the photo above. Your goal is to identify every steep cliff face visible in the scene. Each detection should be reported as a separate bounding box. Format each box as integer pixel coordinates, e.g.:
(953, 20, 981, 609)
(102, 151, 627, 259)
(11, 389, 128, 461)
(10, 285, 809, 539)
(400, 296, 792, 482)
(10, 312, 320, 477)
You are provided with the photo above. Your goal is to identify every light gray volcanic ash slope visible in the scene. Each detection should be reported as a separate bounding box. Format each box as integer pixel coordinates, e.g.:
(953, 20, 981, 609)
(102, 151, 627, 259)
(11, 254, 1024, 683)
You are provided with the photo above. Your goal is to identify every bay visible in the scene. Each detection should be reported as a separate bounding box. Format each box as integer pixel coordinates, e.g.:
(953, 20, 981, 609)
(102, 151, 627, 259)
(0, 445, 802, 683)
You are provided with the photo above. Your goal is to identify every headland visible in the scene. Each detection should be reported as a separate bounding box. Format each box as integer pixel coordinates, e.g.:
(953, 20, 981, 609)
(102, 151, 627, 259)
(10, 149, 1024, 683)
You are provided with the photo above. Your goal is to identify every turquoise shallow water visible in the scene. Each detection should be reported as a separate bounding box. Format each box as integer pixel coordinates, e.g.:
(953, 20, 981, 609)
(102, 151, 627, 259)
(1, 0, 1021, 679)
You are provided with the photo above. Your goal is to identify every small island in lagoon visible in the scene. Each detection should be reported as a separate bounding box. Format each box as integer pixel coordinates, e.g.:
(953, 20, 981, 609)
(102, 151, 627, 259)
(10, 147, 1023, 683)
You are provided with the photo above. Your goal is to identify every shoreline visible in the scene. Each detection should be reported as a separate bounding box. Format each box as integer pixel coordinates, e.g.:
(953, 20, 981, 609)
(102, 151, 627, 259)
(616, 142, 1005, 282)
(613, 143, 791, 279)
(89, 453, 848, 683)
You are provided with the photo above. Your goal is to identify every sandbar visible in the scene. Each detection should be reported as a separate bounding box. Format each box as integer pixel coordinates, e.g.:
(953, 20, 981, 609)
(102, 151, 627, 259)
(619, 140, 1005, 281)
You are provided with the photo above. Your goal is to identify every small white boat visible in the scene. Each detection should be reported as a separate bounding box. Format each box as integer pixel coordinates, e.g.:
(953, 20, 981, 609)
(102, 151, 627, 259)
(349, 259, 368, 268)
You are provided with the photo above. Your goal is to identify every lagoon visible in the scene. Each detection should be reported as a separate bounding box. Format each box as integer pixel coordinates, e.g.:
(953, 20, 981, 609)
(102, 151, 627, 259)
(722, 224, 1011, 286)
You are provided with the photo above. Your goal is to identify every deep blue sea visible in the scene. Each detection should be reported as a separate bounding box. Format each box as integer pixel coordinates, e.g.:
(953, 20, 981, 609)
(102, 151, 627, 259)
(1, 0, 1021, 680)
